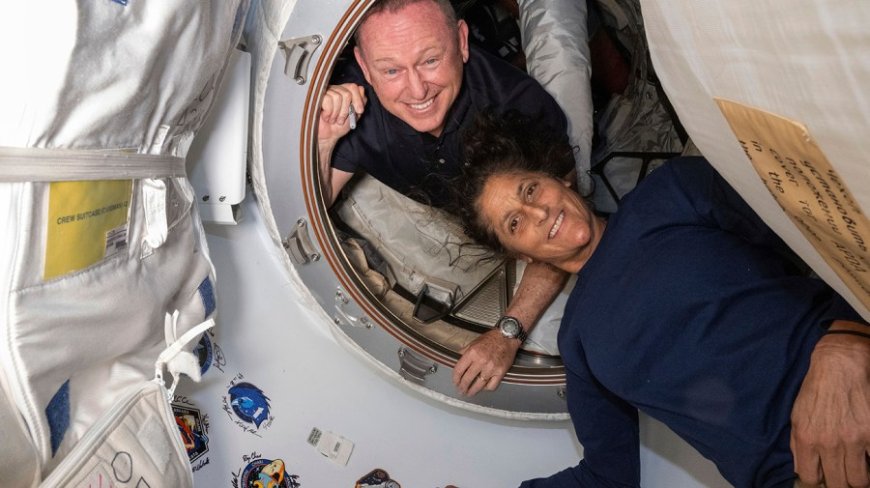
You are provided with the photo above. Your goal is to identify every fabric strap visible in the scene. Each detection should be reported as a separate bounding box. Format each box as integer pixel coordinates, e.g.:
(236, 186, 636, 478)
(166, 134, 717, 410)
(0, 146, 186, 182)
(155, 313, 216, 400)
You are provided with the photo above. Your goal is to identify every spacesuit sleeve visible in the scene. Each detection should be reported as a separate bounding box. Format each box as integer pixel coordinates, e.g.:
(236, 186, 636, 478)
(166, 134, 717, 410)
(520, 359, 641, 488)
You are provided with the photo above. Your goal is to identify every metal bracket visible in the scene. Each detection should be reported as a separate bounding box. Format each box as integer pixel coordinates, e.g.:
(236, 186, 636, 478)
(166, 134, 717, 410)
(412, 282, 455, 324)
(333, 287, 372, 329)
(277, 34, 322, 85)
(283, 218, 320, 265)
(397, 348, 437, 385)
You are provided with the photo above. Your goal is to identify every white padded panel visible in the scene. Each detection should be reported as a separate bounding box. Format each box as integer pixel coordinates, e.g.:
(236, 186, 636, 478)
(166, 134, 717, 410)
(641, 0, 870, 319)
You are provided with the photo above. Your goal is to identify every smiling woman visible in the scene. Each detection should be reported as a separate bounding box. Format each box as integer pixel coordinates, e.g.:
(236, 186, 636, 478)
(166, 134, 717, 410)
(476, 172, 604, 271)
(456, 109, 604, 271)
(451, 110, 870, 488)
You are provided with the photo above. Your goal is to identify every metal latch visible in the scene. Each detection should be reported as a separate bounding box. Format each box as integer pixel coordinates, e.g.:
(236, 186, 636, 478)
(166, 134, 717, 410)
(278, 34, 322, 85)
(283, 218, 320, 265)
(397, 348, 437, 385)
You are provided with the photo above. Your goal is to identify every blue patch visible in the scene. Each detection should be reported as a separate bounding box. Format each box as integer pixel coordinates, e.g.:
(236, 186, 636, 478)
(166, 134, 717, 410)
(46, 380, 71, 456)
(229, 383, 271, 428)
(111, 0, 128, 5)
(198, 277, 216, 318)
(193, 333, 213, 376)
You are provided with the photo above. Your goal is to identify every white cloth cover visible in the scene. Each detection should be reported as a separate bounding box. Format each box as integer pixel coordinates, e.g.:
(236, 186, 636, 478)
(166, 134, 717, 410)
(336, 175, 503, 301)
(0, 367, 39, 488)
(640, 0, 870, 319)
(519, 0, 595, 196)
(514, 262, 575, 355)
(40, 381, 193, 488)
(0, 0, 247, 483)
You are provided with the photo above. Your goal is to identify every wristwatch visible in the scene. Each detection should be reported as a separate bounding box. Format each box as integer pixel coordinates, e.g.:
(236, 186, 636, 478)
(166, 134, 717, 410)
(497, 316, 528, 342)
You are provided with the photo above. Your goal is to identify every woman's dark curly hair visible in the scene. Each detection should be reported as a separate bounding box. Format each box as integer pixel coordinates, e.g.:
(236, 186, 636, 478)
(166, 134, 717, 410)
(450, 109, 576, 254)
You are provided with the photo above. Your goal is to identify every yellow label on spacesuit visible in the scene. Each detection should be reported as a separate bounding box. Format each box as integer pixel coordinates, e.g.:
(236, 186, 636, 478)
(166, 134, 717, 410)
(44, 180, 133, 279)
(716, 98, 870, 311)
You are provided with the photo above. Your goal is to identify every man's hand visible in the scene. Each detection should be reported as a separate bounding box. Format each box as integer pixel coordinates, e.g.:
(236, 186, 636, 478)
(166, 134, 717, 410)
(318, 83, 366, 143)
(453, 329, 521, 396)
(318, 83, 366, 205)
(791, 320, 870, 488)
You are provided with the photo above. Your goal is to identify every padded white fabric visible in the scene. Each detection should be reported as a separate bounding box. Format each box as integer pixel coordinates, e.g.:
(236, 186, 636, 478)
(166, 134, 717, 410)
(40, 381, 192, 488)
(4, 178, 214, 472)
(514, 262, 575, 355)
(519, 0, 594, 196)
(0, 1, 246, 482)
(337, 175, 503, 301)
(0, 2, 247, 154)
(640, 0, 870, 319)
(0, 367, 39, 488)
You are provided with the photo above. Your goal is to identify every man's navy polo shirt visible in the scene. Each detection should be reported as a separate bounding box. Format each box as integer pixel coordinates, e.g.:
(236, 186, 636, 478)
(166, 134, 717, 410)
(331, 44, 568, 208)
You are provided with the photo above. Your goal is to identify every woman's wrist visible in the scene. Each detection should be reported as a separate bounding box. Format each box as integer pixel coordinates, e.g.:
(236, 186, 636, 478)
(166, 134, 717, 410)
(826, 319, 870, 335)
(818, 320, 870, 356)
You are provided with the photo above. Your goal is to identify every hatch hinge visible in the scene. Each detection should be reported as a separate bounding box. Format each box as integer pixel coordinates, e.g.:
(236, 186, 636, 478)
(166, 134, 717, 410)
(397, 348, 438, 385)
(283, 218, 320, 265)
(277, 34, 322, 85)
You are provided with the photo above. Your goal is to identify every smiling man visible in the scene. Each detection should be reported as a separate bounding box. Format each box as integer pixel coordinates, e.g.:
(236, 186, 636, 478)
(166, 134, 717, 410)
(318, 0, 569, 207)
(317, 0, 573, 396)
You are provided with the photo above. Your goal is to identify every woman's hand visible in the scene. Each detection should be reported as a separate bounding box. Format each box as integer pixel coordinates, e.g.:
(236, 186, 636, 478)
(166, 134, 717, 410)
(453, 329, 520, 396)
(791, 320, 870, 488)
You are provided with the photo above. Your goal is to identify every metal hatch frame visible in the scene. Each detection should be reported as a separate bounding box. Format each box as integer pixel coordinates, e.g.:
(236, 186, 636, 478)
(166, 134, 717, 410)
(250, 0, 568, 418)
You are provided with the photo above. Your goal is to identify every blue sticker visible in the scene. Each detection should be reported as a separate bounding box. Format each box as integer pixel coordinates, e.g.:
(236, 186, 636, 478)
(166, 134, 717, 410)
(222, 375, 273, 435)
(197, 277, 216, 318)
(229, 382, 271, 428)
(46, 380, 71, 456)
(111, 0, 128, 5)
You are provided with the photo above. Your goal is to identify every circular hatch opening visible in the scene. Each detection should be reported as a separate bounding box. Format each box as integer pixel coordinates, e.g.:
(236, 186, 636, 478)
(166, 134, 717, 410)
(261, 0, 685, 415)
(302, 0, 567, 386)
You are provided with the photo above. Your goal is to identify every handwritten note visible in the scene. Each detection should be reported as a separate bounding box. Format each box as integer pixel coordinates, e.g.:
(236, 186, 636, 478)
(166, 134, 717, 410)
(716, 99, 869, 310)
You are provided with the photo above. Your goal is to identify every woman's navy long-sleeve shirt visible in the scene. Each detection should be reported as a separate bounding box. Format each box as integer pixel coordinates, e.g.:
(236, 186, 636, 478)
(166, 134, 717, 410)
(521, 157, 866, 488)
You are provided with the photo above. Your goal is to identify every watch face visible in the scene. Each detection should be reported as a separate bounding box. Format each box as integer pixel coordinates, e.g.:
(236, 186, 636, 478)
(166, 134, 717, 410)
(500, 317, 521, 337)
